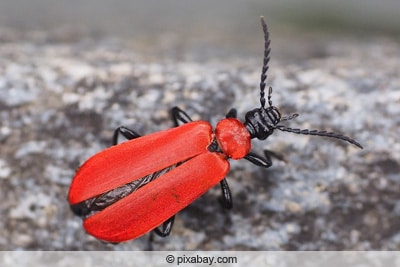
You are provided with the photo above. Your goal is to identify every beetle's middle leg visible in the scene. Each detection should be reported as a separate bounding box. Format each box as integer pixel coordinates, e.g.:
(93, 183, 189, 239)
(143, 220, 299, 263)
(218, 178, 233, 209)
(153, 216, 175, 237)
(113, 126, 141, 145)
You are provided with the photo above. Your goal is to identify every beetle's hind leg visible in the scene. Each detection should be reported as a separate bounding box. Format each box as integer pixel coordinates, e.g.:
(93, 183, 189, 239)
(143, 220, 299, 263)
(113, 126, 141, 145)
(147, 216, 175, 250)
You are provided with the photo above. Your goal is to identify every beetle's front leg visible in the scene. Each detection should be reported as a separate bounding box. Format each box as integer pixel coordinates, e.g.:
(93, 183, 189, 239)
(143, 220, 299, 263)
(244, 151, 272, 168)
(225, 108, 237, 119)
(264, 149, 286, 163)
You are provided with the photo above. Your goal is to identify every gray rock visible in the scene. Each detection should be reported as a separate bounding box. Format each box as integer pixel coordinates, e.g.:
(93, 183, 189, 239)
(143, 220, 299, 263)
(0, 28, 398, 250)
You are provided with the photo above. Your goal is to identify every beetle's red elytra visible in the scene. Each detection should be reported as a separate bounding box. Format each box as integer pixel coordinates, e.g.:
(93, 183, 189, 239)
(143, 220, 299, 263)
(68, 16, 363, 243)
(69, 121, 213, 205)
(83, 150, 229, 242)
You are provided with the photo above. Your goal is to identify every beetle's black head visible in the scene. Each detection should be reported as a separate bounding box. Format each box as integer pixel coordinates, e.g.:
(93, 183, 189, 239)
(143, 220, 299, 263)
(244, 87, 282, 140)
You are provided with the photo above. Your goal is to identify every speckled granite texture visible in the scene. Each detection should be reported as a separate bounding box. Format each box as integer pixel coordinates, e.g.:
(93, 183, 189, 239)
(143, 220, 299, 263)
(0, 28, 399, 250)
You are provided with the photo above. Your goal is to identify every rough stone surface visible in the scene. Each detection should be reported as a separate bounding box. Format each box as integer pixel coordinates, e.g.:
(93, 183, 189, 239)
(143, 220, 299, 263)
(0, 28, 399, 250)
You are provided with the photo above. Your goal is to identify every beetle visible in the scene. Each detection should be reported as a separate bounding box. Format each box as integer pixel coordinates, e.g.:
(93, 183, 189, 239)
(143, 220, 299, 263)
(68, 17, 363, 243)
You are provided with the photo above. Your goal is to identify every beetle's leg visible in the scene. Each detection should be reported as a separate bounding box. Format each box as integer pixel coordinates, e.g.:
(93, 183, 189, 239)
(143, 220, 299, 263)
(219, 177, 233, 209)
(113, 126, 141, 145)
(245, 151, 272, 168)
(152, 216, 175, 237)
(225, 108, 237, 119)
(244, 149, 286, 168)
(171, 106, 193, 126)
(146, 216, 176, 250)
(264, 149, 287, 163)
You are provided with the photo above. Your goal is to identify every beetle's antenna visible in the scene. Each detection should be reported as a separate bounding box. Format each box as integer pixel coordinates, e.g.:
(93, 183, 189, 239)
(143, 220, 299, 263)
(275, 125, 363, 149)
(260, 16, 271, 109)
(280, 113, 299, 122)
(267, 86, 273, 107)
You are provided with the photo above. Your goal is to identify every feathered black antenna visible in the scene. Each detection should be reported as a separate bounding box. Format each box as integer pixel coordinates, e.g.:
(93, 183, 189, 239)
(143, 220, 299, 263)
(280, 113, 299, 122)
(259, 16, 271, 109)
(275, 125, 364, 149)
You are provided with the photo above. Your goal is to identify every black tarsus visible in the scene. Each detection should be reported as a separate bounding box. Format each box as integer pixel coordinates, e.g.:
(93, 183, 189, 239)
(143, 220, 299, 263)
(113, 126, 141, 145)
(171, 106, 193, 126)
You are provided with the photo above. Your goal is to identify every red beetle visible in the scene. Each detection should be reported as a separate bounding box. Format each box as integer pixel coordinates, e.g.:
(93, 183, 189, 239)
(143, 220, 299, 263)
(68, 17, 363, 243)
